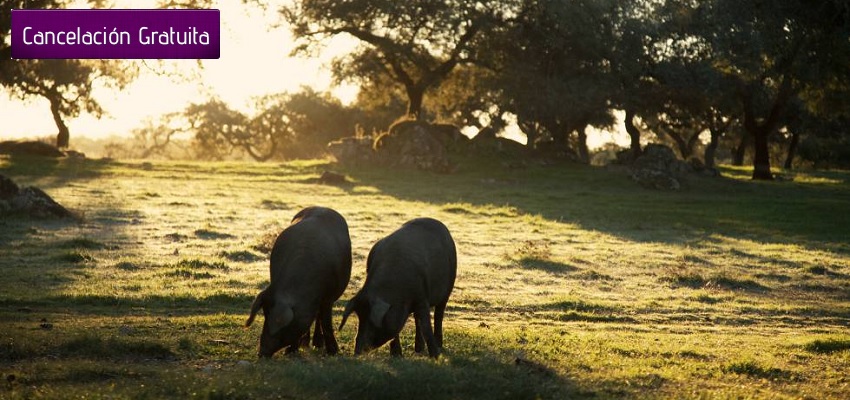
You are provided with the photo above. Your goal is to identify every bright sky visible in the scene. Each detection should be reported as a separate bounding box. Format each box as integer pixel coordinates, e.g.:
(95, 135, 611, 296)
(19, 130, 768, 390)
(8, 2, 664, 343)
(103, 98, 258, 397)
(1, 0, 358, 141)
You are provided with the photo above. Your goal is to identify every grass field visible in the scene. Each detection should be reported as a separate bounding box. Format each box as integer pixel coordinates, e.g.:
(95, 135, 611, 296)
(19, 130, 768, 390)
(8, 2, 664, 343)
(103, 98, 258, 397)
(1, 155, 849, 399)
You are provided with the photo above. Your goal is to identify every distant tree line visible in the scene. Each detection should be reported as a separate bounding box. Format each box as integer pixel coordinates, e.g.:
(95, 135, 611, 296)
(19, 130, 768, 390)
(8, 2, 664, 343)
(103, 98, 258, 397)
(3, 0, 849, 176)
(118, 87, 397, 161)
(281, 0, 850, 178)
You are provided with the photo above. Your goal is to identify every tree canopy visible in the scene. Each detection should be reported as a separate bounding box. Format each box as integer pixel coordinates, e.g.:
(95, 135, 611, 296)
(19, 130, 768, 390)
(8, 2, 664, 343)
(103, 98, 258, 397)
(674, 0, 850, 178)
(0, 0, 211, 148)
(282, 0, 514, 120)
(4, 0, 850, 173)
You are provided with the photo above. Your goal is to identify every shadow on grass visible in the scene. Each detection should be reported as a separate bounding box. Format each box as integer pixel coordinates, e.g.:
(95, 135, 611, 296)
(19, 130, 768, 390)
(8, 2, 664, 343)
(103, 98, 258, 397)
(229, 356, 575, 399)
(0, 157, 125, 248)
(803, 337, 850, 354)
(721, 360, 797, 381)
(339, 157, 850, 253)
(2, 324, 590, 399)
(176, 327, 590, 400)
(662, 273, 771, 292)
(0, 293, 254, 316)
(6, 352, 586, 400)
(0, 156, 111, 190)
(515, 257, 580, 275)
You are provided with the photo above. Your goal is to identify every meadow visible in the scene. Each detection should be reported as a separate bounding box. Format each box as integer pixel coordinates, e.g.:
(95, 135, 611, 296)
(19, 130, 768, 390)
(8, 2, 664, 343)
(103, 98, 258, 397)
(1, 154, 849, 399)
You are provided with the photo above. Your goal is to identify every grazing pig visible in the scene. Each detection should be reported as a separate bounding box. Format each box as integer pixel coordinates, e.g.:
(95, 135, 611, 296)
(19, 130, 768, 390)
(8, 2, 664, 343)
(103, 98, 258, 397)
(246, 206, 352, 358)
(340, 218, 456, 358)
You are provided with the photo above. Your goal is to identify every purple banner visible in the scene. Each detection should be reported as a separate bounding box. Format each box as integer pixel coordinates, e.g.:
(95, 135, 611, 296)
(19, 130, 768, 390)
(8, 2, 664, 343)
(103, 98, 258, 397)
(11, 9, 220, 59)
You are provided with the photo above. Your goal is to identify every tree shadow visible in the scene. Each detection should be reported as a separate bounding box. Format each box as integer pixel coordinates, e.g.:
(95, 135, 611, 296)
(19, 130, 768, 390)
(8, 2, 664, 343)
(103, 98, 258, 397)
(338, 158, 850, 254)
(0, 155, 111, 190)
(182, 327, 589, 400)
(513, 257, 580, 275)
(0, 157, 146, 324)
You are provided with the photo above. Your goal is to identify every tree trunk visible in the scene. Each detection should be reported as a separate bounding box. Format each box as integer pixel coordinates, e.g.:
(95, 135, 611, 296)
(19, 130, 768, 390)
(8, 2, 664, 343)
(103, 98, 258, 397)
(661, 127, 690, 159)
(743, 74, 793, 180)
(784, 130, 800, 170)
(519, 119, 539, 150)
(733, 130, 748, 166)
(685, 131, 701, 160)
(705, 127, 721, 168)
(577, 127, 590, 164)
(624, 109, 642, 162)
(751, 127, 773, 179)
(50, 96, 70, 148)
(552, 123, 569, 154)
(406, 85, 425, 120)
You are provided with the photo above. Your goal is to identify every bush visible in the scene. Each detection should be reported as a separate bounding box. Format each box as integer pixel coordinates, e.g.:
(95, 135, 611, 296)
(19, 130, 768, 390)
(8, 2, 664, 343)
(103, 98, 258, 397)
(799, 136, 850, 169)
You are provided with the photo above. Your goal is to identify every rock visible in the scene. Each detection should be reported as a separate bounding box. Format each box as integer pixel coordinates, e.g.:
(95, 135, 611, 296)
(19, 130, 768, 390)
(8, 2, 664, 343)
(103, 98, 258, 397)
(430, 123, 470, 152)
(614, 148, 640, 165)
(330, 121, 466, 173)
(12, 187, 74, 218)
(65, 150, 86, 159)
(0, 174, 20, 199)
(471, 130, 527, 158)
(0, 175, 74, 218)
(0, 140, 65, 158)
(327, 136, 373, 166)
(318, 171, 348, 185)
(374, 120, 453, 173)
(631, 168, 682, 190)
(633, 144, 691, 176)
(630, 144, 693, 190)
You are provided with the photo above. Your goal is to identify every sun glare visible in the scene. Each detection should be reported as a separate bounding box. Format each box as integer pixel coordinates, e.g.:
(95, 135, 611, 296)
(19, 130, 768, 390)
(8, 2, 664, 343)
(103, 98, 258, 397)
(1, 0, 359, 141)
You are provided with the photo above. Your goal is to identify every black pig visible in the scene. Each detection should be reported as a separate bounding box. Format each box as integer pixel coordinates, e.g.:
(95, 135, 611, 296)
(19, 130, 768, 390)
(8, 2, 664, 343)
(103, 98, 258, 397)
(246, 206, 352, 358)
(340, 218, 456, 358)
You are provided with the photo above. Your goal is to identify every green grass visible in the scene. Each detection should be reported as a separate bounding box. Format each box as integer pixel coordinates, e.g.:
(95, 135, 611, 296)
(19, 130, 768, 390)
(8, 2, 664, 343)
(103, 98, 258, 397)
(1, 155, 850, 399)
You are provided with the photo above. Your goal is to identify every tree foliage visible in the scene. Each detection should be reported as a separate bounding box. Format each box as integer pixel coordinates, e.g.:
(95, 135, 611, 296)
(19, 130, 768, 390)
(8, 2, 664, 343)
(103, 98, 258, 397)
(5, 0, 850, 171)
(0, 0, 211, 148)
(282, 0, 513, 120)
(680, 0, 850, 178)
(491, 0, 618, 161)
(184, 88, 362, 160)
(1, 59, 135, 148)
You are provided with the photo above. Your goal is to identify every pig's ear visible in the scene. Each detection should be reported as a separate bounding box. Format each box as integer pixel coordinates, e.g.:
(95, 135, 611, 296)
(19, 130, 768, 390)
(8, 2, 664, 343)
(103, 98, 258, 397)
(369, 297, 391, 328)
(269, 304, 294, 335)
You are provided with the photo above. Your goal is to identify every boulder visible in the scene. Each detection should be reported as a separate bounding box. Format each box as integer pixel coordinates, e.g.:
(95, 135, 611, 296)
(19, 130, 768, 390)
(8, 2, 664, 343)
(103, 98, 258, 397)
(430, 123, 470, 152)
(0, 174, 20, 199)
(0, 174, 73, 218)
(614, 148, 640, 165)
(327, 136, 373, 166)
(318, 170, 348, 185)
(329, 121, 466, 173)
(630, 144, 693, 190)
(631, 167, 682, 190)
(11, 187, 74, 218)
(374, 120, 453, 173)
(470, 128, 527, 158)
